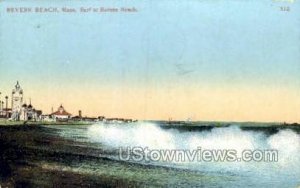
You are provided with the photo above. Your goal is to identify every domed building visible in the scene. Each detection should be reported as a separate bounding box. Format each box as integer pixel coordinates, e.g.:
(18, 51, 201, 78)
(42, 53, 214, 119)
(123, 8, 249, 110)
(10, 81, 42, 121)
(50, 105, 71, 122)
(20, 101, 42, 121)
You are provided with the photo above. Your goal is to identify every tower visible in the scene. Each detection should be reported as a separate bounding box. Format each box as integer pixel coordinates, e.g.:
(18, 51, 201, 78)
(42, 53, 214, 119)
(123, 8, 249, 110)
(11, 81, 23, 120)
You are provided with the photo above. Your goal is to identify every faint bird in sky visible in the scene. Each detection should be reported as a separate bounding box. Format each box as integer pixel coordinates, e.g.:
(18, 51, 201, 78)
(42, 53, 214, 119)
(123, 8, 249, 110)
(174, 63, 194, 76)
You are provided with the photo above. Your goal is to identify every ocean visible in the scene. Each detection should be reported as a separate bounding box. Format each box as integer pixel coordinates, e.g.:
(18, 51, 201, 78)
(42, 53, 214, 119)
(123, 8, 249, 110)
(42, 121, 300, 187)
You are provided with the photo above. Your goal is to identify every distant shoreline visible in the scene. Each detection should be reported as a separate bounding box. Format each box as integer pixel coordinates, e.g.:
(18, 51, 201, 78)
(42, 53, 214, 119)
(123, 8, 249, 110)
(0, 119, 93, 126)
(0, 119, 299, 128)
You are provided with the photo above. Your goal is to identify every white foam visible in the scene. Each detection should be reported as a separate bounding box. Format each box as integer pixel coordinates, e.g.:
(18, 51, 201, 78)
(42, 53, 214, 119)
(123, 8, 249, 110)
(267, 129, 300, 168)
(87, 122, 175, 150)
(87, 122, 300, 175)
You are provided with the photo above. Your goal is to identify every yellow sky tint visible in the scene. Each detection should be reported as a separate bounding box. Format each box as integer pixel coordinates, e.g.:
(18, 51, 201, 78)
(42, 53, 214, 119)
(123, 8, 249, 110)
(21, 83, 300, 123)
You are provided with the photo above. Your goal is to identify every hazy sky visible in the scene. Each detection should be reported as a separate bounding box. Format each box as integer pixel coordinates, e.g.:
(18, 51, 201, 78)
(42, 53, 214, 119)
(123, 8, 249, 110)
(0, 0, 300, 122)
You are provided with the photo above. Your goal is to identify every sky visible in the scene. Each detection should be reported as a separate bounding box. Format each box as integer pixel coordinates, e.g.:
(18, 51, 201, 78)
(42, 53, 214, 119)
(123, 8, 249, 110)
(0, 0, 300, 122)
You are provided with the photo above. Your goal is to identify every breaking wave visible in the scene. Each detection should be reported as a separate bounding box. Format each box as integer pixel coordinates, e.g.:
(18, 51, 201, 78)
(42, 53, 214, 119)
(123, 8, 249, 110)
(87, 122, 300, 177)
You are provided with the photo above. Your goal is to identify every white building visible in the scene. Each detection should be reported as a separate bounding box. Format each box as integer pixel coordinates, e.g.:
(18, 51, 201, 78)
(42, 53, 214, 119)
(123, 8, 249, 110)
(20, 102, 42, 121)
(50, 105, 71, 121)
(11, 81, 23, 120)
(10, 81, 42, 121)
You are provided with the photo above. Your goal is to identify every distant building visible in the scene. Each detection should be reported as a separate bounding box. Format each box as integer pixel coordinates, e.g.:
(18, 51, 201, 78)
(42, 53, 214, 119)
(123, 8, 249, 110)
(11, 81, 23, 120)
(104, 118, 135, 123)
(1, 108, 12, 118)
(41, 114, 53, 122)
(50, 105, 71, 121)
(10, 81, 42, 121)
(71, 110, 83, 121)
(20, 103, 43, 121)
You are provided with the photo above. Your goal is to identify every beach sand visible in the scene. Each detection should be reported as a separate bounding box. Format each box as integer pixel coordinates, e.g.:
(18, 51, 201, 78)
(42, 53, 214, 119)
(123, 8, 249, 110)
(0, 125, 144, 187)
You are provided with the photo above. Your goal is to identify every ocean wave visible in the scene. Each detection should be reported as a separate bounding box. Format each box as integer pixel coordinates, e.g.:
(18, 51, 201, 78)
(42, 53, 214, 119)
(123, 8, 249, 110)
(87, 122, 300, 176)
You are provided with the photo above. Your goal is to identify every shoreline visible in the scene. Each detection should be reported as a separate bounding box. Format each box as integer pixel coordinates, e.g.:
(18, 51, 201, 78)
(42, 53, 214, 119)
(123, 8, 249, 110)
(0, 119, 93, 126)
(0, 124, 225, 187)
(0, 119, 299, 128)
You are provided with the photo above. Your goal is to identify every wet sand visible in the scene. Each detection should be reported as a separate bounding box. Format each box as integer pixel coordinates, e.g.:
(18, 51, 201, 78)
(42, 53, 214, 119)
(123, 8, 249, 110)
(0, 125, 150, 187)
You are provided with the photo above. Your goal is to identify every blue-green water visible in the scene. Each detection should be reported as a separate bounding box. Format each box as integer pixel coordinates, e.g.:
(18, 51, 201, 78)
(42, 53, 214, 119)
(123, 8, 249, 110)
(44, 122, 300, 187)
